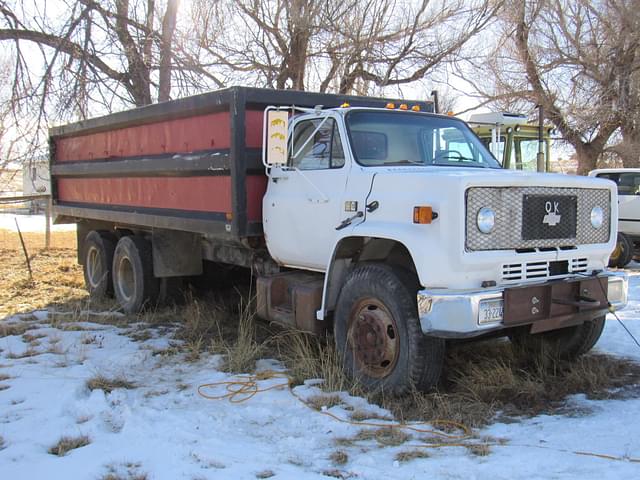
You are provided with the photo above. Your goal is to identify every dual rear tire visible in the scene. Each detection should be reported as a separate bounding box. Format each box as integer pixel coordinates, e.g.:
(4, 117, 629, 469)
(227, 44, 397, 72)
(83, 232, 159, 313)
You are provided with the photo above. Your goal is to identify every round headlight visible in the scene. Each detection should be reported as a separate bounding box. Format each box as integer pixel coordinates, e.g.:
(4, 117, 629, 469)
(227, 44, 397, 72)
(477, 207, 496, 234)
(591, 206, 604, 229)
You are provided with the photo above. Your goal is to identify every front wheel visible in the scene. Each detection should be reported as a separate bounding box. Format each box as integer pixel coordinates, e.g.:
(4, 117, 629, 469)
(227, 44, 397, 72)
(334, 263, 445, 395)
(510, 316, 606, 360)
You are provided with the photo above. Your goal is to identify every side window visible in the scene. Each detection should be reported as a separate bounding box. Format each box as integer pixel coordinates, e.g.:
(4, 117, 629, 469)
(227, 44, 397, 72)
(290, 118, 345, 170)
(597, 172, 640, 195)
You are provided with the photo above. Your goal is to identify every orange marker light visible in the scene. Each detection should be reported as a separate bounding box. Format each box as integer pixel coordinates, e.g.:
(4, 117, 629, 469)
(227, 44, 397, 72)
(225, 212, 233, 221)
(340, 102, 350, 108)
(413, 206, 435, 224)
(386, 102, 395, 109)
(399, 104, 408, 110)
(411, 105, 421, 112)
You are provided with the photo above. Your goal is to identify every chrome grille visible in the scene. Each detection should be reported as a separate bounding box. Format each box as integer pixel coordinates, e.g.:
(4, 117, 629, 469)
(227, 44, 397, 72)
(466, 187, 610, 251)
(501, 257, 589, 283)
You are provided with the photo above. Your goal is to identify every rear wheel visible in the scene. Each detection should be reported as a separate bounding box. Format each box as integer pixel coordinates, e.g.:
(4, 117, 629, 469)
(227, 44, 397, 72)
(510, 316, 606, 360)
(334, 263, 445, 395)
(83, 230, 116, 299)
(112, 236, 159, 313)
(609, 232, 633, 268)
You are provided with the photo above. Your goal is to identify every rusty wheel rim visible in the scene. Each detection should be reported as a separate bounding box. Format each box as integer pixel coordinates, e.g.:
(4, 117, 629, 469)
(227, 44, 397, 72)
(347, 298, 400, 379)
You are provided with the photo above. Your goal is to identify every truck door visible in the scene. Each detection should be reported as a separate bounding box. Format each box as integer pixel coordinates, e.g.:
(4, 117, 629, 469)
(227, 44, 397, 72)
(263, 115, 348, 270)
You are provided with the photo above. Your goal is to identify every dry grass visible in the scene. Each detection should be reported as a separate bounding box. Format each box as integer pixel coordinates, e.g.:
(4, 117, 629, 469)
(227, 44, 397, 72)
(0, 230, 85, 318)
(394, 449, 429, 463)
(349, 409, 392, 422)
(255, 470, 275, 479)
(210, 294, 264, 373)
(466, 443, 491, 456)
(100, 462, 148, 480)
(0, 323, 32, 338)
(6, 347, 41, 359)
(101, 473, 148, 480)
(48, 435, 90, 456)
(100, 475, 148, 480)
(321, 469, 355, 479)
(22, 332, 46, 342)
(383, 340, 640, 428)
(276, 331, 359, 394)
(86, 374, 136, 393)
(306, 393, 343, 411)
(329, 450, 349, 465)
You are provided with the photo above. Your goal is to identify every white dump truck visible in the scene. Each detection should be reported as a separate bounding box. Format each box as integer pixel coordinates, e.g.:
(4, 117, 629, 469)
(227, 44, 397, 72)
(50, 87, 627, 395)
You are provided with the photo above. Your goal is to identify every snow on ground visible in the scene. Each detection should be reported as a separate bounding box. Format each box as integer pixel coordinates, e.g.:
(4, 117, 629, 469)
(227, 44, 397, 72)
(1, 284, 638, 480)
(0, 214, 639, 479)
(0, 213, 76, 233)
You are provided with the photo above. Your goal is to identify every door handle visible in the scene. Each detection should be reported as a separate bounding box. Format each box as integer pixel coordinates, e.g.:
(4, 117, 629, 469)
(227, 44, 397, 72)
(335, 211, 364, 230)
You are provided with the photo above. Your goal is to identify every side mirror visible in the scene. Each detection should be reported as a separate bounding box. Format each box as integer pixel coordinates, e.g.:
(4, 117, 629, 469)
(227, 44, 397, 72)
(264, 109, 289, 167)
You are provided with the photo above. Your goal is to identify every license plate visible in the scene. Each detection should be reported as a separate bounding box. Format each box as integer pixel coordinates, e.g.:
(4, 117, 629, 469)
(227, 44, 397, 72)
(478, 298, 504, 324)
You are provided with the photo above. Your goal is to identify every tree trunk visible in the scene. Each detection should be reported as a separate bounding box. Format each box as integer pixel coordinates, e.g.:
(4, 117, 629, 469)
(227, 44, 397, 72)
(159, 0, 179, 102)
(574, 143, 600, 175)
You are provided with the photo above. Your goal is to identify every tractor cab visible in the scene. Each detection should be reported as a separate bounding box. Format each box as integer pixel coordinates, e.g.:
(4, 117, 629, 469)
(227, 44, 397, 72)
(467, 112, 554, 173)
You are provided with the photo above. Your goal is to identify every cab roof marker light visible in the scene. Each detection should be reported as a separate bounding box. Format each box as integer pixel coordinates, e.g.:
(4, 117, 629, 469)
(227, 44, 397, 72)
(399, 104, 409, 110)
(386, 102, 395, 109)
(340, 102, 350, 108)
(411, 105, 421, 112)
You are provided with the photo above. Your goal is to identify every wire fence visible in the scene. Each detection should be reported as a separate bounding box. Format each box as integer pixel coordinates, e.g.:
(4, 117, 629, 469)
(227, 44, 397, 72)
(0, 194, 52, 248)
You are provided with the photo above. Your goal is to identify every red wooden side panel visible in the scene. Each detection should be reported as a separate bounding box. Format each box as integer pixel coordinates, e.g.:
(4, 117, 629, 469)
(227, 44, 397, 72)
(246, 175, 267, 222)
(56, 111, 231, 162)
(57, 177, 232, 213)
(245, 110, 264, 149)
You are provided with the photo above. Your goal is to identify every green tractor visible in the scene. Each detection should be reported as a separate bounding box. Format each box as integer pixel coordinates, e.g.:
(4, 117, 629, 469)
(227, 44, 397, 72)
(467, 112, 553, 173)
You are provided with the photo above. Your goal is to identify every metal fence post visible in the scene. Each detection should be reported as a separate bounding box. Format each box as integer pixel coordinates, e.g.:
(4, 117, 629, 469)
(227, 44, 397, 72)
(45, 196, 51, 249)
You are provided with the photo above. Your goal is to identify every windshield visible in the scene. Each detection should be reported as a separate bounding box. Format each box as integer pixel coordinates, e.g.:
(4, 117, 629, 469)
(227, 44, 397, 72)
(346, 111, 500, 168)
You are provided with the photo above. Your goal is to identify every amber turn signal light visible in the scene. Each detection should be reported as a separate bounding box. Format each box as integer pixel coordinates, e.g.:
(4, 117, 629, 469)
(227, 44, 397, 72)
(413, 206, 437, 224)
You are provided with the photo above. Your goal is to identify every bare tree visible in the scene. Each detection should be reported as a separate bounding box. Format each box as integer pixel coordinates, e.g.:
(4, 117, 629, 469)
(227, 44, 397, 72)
(461, 0, 640, 174)
(0, 0, 194, 116)
(189, 0, 500, 95)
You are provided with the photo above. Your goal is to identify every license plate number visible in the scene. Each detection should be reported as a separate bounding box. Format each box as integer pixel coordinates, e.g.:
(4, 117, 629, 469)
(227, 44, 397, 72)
(479, 299, 504, 324)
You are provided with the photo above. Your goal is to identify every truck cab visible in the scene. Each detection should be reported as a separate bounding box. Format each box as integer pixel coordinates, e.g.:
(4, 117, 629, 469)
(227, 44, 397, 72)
(260, 103, 627, 393)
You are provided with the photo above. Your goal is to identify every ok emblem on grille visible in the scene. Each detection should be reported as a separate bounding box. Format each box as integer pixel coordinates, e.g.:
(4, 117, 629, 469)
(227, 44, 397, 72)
(542, 201, 561, 226)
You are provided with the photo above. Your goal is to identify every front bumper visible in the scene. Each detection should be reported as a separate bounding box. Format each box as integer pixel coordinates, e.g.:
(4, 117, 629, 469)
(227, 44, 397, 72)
(417, 272, 628, 338)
